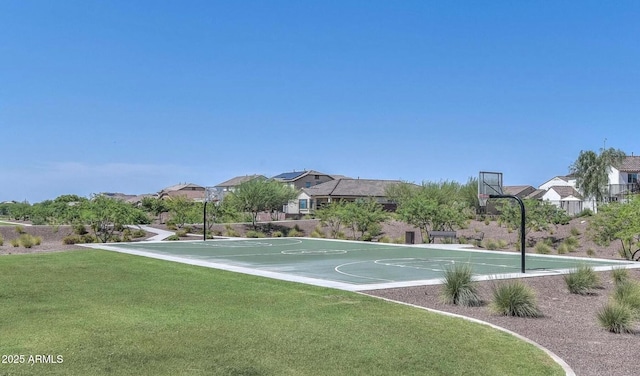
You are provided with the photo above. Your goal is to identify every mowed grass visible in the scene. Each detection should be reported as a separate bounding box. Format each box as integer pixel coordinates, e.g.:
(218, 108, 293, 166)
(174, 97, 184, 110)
(0, 250, 564, 376)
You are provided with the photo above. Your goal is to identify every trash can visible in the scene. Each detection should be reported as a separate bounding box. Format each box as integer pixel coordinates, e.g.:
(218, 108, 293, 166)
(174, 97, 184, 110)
(405, 231, 415, 244)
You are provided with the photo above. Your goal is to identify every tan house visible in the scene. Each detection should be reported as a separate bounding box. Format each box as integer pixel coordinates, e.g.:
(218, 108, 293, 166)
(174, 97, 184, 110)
(284, 178, 403, 217)
(158, 183, 206, 202)
(272, 170, 336, 190)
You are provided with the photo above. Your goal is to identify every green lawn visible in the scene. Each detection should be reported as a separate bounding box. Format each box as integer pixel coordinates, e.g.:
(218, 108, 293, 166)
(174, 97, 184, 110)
(0, 250, 564, 376)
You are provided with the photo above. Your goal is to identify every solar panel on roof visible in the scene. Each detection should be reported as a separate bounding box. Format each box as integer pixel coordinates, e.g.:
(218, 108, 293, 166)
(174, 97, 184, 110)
(273, 171, 306, 180)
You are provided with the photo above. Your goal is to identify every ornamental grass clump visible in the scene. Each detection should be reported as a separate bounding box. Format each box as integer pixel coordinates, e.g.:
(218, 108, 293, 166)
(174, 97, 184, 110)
(490, 280, 542, 318)
(611, 267, 630, 286)
(612, 280, 640, 316)
(440, 263, 482, 307)
(564, 264, 600, 295)
(19, 234, 35, 248)
(597, 301, 634, 334)
(534, 242, 552, 255)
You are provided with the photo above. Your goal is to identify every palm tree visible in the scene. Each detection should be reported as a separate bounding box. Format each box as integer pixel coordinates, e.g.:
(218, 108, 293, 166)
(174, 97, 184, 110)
(570, 147, 625, 204)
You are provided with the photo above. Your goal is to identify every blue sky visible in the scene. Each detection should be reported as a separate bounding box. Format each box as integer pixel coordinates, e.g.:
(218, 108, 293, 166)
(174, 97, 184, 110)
(2, 1, 639, 203)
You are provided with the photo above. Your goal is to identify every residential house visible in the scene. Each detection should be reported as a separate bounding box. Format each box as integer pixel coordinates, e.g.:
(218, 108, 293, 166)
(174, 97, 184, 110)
(502, 185, 537, 198)
(537, 175, 596, 214)
(541, 186, 584, 216)
(607, 155, 640, 202)
(214, 174, 266, 200)
(284, 178, 403, 217)
(484, 185, 537, 215)
(158, 183, 206, 202)
(272, 170, 336, 190)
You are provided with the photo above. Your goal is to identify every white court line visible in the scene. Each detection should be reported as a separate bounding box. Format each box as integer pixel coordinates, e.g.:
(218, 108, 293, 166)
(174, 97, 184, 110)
(334, 261, 395, 283)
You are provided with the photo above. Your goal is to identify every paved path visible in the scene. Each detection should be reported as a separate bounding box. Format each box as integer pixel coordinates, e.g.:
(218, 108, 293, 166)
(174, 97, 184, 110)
(127, 225, 175, 241)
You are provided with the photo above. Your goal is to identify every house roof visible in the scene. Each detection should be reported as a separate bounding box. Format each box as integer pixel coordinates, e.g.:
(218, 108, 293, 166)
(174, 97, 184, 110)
(215, 175, 266, 188)
(617, 156, 640, 172)
(303, 178, 403, 197)
(160, 183, 204, 192)
(272, 170, 330, 182)
(502, 185, 535, 197)
(526, 189, 546, 199)
(549, 186, 583, 199)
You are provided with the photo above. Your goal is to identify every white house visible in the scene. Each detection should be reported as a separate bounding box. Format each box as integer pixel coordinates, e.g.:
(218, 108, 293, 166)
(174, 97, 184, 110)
(538, 175, 596, 214)
(606, 156, 640, 202)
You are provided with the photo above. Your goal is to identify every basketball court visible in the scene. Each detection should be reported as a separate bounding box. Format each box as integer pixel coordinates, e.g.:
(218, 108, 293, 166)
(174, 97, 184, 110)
(85, 237, 637, 291)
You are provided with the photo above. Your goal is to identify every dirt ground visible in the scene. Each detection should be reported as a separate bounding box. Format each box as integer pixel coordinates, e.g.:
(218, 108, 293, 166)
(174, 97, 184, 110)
(1, 218, 639, 375)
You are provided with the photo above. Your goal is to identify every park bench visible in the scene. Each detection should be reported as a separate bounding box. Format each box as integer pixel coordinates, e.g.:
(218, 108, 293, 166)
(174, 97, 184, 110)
(428, 231, 457, 244)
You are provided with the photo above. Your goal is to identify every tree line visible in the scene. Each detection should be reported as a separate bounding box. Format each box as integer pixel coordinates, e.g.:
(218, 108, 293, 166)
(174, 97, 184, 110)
(1, 146, 639, 259)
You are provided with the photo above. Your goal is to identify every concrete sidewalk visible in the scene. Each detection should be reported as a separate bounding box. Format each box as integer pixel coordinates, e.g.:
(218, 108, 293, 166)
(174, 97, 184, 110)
(127, 225, 175, 241)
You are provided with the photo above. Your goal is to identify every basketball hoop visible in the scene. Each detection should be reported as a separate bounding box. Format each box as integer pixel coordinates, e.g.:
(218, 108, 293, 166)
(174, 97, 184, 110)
(478, 171, 503, 208)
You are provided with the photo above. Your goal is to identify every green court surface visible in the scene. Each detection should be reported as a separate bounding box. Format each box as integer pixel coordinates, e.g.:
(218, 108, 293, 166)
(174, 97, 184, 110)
(88, 238, 638, 291)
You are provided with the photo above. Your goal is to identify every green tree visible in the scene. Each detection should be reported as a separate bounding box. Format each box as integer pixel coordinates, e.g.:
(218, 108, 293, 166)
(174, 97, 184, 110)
(165, 195, 197, 229)
(227, 179, 298, 228)
(81, 195, 147, 242)
(348, 199, 388, 240)
(588, 196, 640, 260)
(316, 201, 349, 239)
(570, 147, 626, 204)
(140, 196, 169, 223)
(8, 201, 31, 221)
(498, 199, 566, 243)
(202, 199, 239, 234)
(394, 181, 470, 243)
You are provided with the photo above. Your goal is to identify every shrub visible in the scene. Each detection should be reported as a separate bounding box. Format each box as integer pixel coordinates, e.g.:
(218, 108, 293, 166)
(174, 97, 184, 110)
(570, 227, 581, 236)
(176, 229, 189, 237)
(74, 224, 88, 235)
(564, 265, 600, 295)
(611, 267, 630, 286)
(132, 229, 147, 238)
(534, 242, 552, 255)
(597, 301, 634, 333)
(62, 235, 81, 245)
(564, 236, 579, 249)
(378, 235, 391, 243)
(14, 225, 25, 234)
(287, 228, 303, 237)
(497, 239, 509, 249)
(556, 243, 569, 254)
(34, 236, 42, 246)
(11, 238, 19, 247)
(166, 235, 181, 241)
(0, 233, 3, 246)
(272, 231, 284, 238)
(19, 234, 34, 248)
(393, 237, 404, 244)
(310, 226, 326, 238)
(576, 208, 593, 218)
(81, 234, 97, 243)
(586, 248, 596, 257)
(440, 263, 481, 307)
(612, 280, 640, 315)
(246, 230, 265, 238)
(224, 224, 240, 237)
(490, 281, 542, 318)
(483, 239, 499, 250)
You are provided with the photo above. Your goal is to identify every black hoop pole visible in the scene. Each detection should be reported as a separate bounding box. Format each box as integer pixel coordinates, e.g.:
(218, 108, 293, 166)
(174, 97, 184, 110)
(203, 201, 207, 241)
(490, 194, 526, 273)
